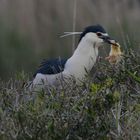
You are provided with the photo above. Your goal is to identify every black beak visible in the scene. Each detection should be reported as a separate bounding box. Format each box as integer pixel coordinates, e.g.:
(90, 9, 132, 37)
(101, 35, 118, 46)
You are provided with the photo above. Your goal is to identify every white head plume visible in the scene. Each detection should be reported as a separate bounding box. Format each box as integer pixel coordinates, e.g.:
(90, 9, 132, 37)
(60, 32, 82, 38)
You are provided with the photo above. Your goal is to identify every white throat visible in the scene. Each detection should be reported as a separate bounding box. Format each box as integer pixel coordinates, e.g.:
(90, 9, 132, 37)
(63, 36, 99, 81)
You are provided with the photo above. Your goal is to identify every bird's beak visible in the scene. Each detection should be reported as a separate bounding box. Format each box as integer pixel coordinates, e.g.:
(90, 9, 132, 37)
(101, 35, 118, 46)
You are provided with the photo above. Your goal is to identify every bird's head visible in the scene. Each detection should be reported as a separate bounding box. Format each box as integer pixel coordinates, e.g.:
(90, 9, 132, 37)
(79, 25, 117, 47)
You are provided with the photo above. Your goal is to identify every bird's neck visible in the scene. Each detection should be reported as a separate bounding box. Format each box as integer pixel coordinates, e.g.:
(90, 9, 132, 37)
(74, 37, 98, 56)
(72, 37, 99, 70)
(64, 37, 99, 80)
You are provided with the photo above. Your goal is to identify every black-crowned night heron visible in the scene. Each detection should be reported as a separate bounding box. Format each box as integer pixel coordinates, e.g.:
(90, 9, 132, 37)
(31, 25, 117, 89)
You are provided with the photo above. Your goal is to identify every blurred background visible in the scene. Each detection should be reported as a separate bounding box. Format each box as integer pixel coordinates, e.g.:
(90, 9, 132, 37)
(0, 0, 140, 80)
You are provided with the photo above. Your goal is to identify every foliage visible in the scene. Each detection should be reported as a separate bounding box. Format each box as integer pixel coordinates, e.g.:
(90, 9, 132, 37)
(0, 50, 140, 140)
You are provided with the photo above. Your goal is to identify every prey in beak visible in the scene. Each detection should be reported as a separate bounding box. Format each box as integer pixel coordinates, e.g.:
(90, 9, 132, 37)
(105, 42, 123, 64)
(96, 32, 123, 64)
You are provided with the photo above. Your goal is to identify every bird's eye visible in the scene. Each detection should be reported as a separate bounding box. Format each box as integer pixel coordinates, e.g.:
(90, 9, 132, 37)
(96, 32, 102, 36)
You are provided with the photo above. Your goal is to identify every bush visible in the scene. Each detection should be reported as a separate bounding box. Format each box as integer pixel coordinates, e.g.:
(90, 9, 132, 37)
(0, 50, 140, 140)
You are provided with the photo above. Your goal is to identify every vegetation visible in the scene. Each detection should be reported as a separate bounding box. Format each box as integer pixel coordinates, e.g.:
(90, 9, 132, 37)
(0, 50, 140, 140)
(0, 0, 140, 139)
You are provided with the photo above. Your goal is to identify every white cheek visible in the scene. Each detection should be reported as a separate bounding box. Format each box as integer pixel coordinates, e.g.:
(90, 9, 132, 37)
(96, 38, 103, 44)
(95, 38, 104, 48)
(85, 33, 103, 44)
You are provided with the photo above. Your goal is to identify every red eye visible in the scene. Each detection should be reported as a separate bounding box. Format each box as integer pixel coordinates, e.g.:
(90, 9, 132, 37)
(96, 32, 102, 36)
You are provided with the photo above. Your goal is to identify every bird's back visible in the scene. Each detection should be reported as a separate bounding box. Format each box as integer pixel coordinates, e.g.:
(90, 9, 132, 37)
(33, 58, 67, 77)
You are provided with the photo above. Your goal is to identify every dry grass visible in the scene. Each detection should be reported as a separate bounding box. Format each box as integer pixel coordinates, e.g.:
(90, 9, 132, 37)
(0, 0, 140, 49)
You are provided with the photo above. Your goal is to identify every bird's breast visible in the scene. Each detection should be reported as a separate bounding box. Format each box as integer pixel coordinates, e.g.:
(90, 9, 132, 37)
(64, 57, 95, 81)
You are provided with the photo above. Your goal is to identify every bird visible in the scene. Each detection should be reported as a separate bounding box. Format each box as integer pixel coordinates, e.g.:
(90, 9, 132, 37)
(30, 24, 117, 90)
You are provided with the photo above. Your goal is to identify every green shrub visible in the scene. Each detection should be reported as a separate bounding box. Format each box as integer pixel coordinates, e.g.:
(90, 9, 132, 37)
(0, 50, 140, 140)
